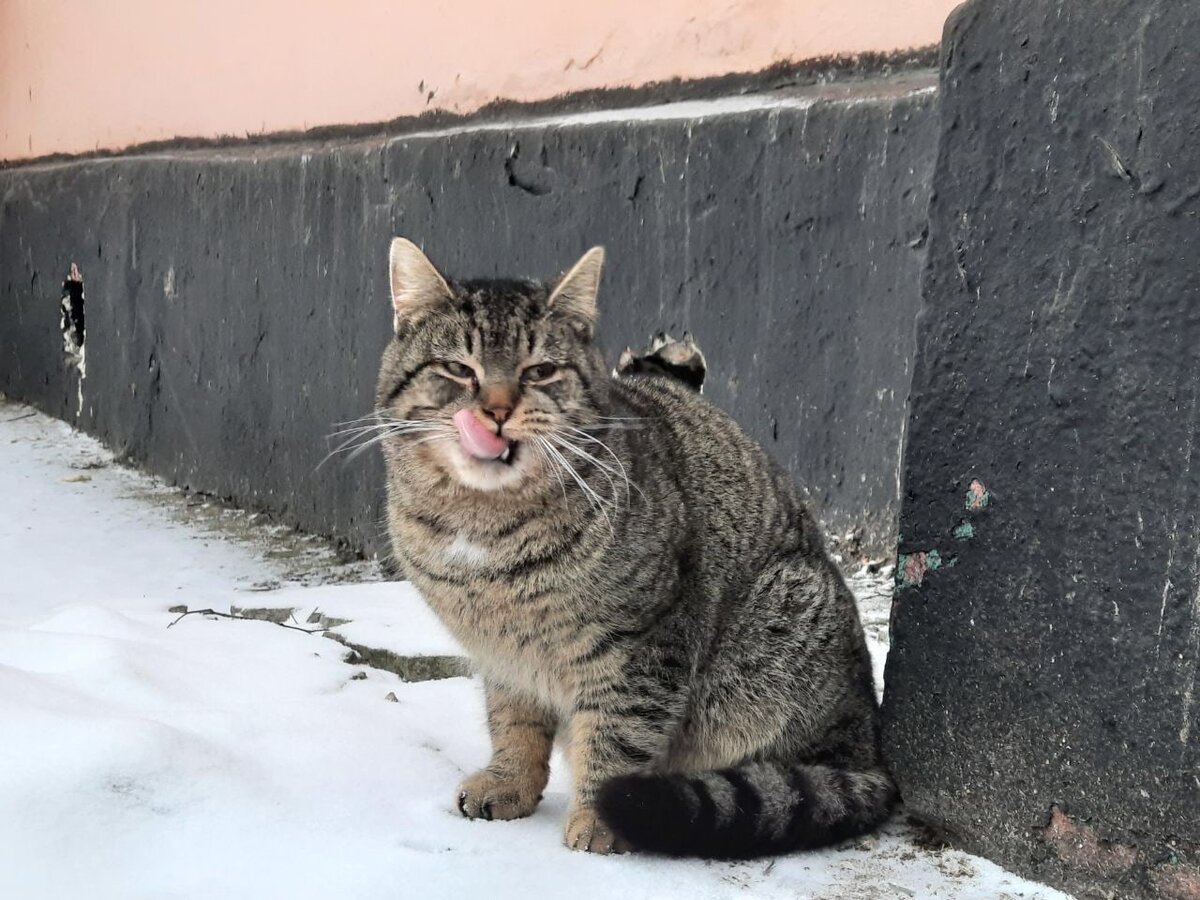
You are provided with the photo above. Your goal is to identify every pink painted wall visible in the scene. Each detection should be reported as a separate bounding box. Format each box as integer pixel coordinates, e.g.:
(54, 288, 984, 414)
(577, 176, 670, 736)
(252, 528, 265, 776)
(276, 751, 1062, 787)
(0, 0, 958, 162)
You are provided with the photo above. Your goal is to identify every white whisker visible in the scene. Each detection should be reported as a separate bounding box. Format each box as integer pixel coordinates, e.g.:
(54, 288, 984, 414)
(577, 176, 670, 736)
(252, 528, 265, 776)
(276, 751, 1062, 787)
(326, 422, 439, 442)
(547, 433, 633, 508)
(531, 439, 568, 500)
(556, 426, 642, 502)
(327, 424, 441, 456)
(318, 414, 452, 471)
(410, 434, 458, 447)
(331, 410, 391, 427)
(549, 435, 620, 506)
(537, 436, 612, 530)
(577, 422, 644, 432)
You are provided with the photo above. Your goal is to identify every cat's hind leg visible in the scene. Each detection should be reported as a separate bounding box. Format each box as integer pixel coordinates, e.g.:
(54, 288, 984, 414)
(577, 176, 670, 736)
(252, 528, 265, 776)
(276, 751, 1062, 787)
(614, 332, 707, 392)
(562, 664, 690, 852)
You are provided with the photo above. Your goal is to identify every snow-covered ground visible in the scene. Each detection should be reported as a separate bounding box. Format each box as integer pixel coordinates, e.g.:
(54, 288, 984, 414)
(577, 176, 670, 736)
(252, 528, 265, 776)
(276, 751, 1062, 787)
(0, 402, 1071, 900)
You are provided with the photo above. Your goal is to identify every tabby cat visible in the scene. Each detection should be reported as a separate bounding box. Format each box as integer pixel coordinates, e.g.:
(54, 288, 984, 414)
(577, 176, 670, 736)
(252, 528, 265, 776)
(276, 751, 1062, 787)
(376, 238, 896, 857)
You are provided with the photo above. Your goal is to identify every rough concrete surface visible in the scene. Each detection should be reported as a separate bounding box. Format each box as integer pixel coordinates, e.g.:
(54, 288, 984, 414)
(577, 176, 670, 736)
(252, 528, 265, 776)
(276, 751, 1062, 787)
(883, 1, 1200, 897)
(0, 73, 937, 559)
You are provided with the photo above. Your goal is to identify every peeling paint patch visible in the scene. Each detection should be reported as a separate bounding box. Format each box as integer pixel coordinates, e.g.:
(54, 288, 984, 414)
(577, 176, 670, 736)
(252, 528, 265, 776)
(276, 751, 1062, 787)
(896, 552, 924, 588)
(1152, 863, 1200, 900)
(953, 520, 976, 540)
(1039, 805, 1139, 878)
(896, 548, 952, 589)
(965, 479, 990, 510)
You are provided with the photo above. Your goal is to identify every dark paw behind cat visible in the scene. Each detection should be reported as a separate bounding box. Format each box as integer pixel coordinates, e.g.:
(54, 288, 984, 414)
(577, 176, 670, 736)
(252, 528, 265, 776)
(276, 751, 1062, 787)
(614, 332, 707, 392)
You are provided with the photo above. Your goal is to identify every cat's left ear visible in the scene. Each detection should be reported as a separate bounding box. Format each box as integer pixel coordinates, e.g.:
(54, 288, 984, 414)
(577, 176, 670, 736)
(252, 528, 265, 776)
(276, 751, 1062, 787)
(547, 247, 604, 326)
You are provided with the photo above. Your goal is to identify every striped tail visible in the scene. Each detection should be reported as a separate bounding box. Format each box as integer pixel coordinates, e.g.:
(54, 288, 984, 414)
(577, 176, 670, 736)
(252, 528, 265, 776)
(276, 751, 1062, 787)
(595, 761, 897, 859)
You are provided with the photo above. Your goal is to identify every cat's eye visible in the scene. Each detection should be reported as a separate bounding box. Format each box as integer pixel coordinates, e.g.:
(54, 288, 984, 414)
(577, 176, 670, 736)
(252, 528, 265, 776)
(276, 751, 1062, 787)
(441, 361, 475, 380)
(522, 362, 559, 382)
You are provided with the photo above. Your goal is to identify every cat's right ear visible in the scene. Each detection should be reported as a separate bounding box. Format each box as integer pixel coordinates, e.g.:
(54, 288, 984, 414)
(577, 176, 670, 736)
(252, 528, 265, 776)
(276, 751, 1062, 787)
(388, 238, 452, 332)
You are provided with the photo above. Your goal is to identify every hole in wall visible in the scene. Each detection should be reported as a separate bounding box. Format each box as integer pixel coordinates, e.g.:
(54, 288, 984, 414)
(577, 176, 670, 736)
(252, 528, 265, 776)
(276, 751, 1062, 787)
(60, 262, 85, 371)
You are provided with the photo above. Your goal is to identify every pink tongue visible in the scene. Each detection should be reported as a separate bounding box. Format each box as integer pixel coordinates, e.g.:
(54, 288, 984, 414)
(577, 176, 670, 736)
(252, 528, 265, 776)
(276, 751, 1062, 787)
(453, 409, 509, 460)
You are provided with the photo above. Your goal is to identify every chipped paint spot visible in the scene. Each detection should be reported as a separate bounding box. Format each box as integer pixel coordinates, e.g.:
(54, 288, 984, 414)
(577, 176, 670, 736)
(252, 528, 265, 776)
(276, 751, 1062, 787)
(1040, 805, 1139, 878)
(953, 521, 976, 540)
(896, 549, 952, 589)
(897, 552, 925, 588)
(1152, 862, 1200, 900)
(966, 479, 990, 510)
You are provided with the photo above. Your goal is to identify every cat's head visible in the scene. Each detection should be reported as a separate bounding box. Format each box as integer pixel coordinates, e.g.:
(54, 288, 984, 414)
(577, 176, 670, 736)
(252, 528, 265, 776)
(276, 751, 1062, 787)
(375, 238, 610, 494)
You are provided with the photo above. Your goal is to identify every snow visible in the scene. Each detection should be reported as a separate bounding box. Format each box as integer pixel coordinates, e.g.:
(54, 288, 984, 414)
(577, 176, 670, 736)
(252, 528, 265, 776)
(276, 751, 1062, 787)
(0, 402, 1071, 900)
(232, 581, 465, 660)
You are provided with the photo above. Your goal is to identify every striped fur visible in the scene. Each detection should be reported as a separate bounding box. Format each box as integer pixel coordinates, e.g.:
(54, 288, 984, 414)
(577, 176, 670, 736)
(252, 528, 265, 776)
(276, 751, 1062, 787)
(597, 763, 898, 858)
(376, 241, 896, 857)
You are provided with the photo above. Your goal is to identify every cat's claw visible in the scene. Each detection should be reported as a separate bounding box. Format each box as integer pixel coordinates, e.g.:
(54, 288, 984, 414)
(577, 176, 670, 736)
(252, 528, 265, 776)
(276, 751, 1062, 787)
(456, 770, 542, 821)
(457, 791, 494, 820)
(563, 807, 630, 854)
(613, 331, 707, 392)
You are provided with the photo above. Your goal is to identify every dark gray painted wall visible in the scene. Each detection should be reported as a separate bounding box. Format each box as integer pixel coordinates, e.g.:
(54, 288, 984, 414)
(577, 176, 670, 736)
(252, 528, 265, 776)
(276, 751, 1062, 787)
(883, 1, 1200, 897)
(1, 75, 936, 558)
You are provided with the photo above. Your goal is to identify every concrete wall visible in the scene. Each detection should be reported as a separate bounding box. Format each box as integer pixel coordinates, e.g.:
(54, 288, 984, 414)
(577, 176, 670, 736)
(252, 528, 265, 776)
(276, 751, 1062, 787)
(882, 0, 1200, 896)
(0, 0, 958, 160)
(0, 75, 937, 559)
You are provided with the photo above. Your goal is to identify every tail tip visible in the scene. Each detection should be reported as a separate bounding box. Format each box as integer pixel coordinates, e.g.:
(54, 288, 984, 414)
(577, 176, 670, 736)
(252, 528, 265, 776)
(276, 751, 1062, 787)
(596, 773, 691, 855)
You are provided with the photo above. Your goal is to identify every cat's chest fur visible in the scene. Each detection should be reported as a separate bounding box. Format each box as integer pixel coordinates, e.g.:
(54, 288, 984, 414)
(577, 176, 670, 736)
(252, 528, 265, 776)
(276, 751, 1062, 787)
(439, 531, 493, 567)
(395, 513, 615, 715)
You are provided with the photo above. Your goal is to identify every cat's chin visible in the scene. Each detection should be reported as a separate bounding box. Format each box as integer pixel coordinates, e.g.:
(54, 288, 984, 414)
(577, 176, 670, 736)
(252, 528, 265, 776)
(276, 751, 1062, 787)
(440, 442, 533, 493)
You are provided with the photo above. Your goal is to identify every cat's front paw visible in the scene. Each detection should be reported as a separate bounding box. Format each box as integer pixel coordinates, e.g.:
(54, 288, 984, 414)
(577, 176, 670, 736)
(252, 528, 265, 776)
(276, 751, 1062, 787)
(563, 806, 630, 854)
(456, 769, 542, 821)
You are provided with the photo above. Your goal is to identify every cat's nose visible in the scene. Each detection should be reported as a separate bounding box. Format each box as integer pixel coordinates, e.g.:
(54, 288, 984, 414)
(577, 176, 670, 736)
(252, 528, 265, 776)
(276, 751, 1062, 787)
(482, 402, 513, 424)
(480, 384, 517, 425)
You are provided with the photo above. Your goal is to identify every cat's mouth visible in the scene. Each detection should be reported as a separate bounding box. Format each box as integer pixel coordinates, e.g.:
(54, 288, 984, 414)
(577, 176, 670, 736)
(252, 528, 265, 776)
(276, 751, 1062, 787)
(496, 440, 518, 465)
(453, 409, 519, 466)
